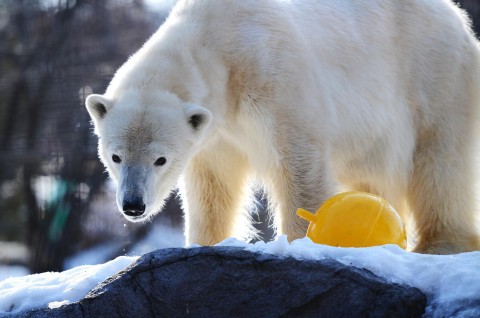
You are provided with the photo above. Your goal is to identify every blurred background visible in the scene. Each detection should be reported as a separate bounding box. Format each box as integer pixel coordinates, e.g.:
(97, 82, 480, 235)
(0, 0, 478, 278)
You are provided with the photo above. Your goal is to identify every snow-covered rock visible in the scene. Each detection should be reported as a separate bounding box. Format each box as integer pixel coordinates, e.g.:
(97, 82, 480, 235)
(9, 246, 426, 317)
(2, 237, 480, 317)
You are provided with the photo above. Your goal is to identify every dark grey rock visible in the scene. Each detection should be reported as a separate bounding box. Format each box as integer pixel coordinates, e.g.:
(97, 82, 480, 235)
(12, 247, 426, 318)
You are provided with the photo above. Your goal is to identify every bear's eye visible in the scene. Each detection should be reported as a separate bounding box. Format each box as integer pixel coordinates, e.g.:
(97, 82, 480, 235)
(154, 157, 167, 166)
(112, 154, 122, 163)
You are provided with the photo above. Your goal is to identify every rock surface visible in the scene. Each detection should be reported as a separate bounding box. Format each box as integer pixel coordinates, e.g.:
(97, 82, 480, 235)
(13, 247, 426, 317)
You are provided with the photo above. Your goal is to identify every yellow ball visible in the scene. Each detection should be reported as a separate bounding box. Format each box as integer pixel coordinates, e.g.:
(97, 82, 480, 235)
(296, 191, 407, 249)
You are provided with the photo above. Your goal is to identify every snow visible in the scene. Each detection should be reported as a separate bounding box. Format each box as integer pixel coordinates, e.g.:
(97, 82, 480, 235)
(0, 266, 29, 282)
(0, 222, 184, 315)
(64, 241, 125, 269)
(0, 256, 136, 314)
(127, 222, 185, 256)
(1, 235, 480, 316)
(64, 222, 184, 269)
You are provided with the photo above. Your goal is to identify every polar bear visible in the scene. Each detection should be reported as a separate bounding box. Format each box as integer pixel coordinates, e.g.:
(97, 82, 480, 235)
(86, 0, 480, 253)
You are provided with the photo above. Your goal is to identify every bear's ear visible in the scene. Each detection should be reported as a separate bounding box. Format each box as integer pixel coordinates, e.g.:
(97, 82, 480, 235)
(85, 94, 112, 121)
(184, 104, 212, 132)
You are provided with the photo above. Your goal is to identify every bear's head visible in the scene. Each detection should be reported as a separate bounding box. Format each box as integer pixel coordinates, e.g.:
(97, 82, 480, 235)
(85, 90, 212, 222)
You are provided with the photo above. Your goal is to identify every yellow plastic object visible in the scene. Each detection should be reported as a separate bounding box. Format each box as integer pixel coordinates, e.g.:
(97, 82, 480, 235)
(296, 191, 407, 249)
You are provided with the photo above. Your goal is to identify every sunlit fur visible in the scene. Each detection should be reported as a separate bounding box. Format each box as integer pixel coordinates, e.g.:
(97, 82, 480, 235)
(86, 0, 480, 253)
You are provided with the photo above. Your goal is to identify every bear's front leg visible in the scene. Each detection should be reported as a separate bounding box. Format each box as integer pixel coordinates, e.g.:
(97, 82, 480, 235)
(179, 143, 251, 246)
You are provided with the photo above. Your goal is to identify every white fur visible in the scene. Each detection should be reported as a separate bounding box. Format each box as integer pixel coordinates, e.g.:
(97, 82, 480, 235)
(86, 0, 480, 253)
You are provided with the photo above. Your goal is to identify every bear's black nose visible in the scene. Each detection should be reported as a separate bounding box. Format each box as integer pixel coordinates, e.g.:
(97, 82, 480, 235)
(123, 199, 146, 217)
